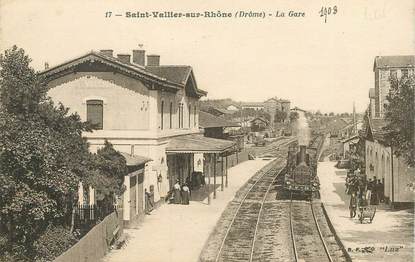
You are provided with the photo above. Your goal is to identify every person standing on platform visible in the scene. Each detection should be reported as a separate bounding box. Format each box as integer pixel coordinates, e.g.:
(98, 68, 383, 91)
(145, 188, 153, 214)
(377, 179, 384, 203)
(182, 184, 190, 205)
(173, 179, 182, 204)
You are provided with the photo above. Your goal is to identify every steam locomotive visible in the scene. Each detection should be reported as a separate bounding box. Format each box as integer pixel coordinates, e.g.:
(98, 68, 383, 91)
(283, 140, 320, 199)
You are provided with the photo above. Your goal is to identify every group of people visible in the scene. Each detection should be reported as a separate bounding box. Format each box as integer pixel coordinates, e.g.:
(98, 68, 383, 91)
(346, 169, 385, 217)
(168, 179, 191, 205)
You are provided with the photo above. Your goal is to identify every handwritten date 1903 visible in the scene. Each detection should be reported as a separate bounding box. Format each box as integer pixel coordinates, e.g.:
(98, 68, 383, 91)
(319, 6, 338, 23)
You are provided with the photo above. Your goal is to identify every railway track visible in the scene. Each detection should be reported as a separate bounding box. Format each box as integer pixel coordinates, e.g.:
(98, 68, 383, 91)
(214, 160, 285, 262)
(289, 197, 347, 262)
(200, 137, 348, 262)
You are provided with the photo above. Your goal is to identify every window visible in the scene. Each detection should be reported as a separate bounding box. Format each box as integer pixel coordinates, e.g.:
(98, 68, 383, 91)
(179, 103, 184, 128)
(390, 69, 397, 79)
(161, 101, 164, 130)
(178, 103, 182, 128)
(401, 69, 409, 78)
(189, 105, 191, 128)
(86, 100, 103, 130)
(169, 102, 173, 129)
(194, 105, 197, 127)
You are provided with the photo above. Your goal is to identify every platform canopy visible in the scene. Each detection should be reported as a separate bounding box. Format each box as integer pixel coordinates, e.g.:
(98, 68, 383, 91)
(166, 134, 236, 154)
(119, 152, 152, 173)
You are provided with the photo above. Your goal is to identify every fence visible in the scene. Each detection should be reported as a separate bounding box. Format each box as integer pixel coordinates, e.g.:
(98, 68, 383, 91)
(54, 210, 123, 262)
(226, 149, 249, 168)
(74, 204, 115, 236)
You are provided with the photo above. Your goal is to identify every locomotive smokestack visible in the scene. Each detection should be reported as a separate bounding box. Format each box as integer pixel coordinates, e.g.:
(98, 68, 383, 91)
(298, 145, 307, 164)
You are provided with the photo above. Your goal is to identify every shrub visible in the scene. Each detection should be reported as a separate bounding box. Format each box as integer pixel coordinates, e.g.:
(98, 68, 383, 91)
(33, 225, 78, 262)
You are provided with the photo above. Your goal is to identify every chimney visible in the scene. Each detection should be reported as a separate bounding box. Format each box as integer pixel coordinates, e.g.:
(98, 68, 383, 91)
(132, 49, 145, 66)
(297, 145, 307, 164)
(44, 62, 49, 70)
(147, 54, 160, 66)
(100, 49, 114, 57)
(117, 54, 131, 64)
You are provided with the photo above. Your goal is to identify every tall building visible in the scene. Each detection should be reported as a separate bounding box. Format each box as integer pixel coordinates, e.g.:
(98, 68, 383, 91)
(373, 55, 415, 118)
(364, 55, 415, 207)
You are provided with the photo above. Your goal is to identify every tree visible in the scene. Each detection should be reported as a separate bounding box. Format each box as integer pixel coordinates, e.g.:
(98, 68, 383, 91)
(289, 111, 299, 122)
(274, 109, 287, 123)
(0, 46, 93, 259)
(87, 140, 128, 197)
(383, 75, 415, 167)
(348, 137, 365, 173)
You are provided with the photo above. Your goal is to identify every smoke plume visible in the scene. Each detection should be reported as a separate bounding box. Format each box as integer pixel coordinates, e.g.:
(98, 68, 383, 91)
(294, 111, 310, 146)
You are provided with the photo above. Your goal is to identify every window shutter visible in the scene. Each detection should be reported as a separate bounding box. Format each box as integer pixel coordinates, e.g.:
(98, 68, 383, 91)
(87, 100, 103, 129)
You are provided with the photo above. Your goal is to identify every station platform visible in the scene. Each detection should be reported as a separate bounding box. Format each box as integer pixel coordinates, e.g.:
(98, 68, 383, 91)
(103, 158, 273, 262)
(318, 160, 414, 262)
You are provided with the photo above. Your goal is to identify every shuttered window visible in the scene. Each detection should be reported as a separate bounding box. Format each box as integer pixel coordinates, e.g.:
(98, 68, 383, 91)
(86, 100, 103, 130)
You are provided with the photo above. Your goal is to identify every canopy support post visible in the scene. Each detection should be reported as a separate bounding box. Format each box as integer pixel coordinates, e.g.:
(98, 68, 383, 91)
(213, 153, 217, 199)
(225, 155, 228, 188)
(221, 155, 224, 191)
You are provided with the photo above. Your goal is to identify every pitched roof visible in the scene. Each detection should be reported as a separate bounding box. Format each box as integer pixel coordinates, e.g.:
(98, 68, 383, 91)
(119, 152, 152, 166)
(369, 88, 376, 98)
(40, 51, 207, 96)
(251, 117, 269, 124)
(341, 134, 360, 143)
(371, 118, 388, 132)
(264, 97, 278, 103)
(166, 134, 235, 153)
(199, 111, 240, 128)
(374, 55, 415, 70)
(291, 107, 306, 112)
(264, 97, 290, 103)
(145, 65, 192, 85)
(364, 116, 390, 142)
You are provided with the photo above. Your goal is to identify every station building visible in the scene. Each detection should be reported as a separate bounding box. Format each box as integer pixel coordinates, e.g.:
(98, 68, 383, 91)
(363, 55, 415, 208)
(364, 117, 415, 207)
(41, 49, 235, 224)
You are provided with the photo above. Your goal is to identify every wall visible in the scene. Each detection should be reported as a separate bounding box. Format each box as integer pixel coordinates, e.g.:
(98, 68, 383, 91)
(377, 69, 390, 118)
(392, 156, 415, 203)
(365, 140, 391, 186)
(375, 68, 414, 118)
(54, 211, 123, 262)
(369, 97, 376, 118)
(47, 72, 150, 131)
(366, 139, 415, 203)
(374, 70, 380, 117)
(122, 169, 145, 222)
(158, 89, 199, 133)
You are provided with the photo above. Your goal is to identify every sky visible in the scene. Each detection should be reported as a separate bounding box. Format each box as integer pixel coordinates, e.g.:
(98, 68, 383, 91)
(0, 0, 414, 113)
